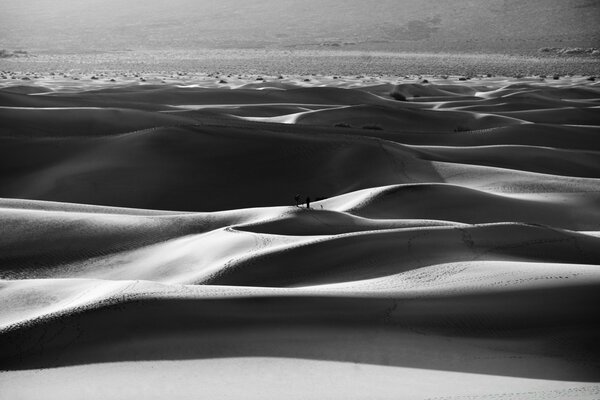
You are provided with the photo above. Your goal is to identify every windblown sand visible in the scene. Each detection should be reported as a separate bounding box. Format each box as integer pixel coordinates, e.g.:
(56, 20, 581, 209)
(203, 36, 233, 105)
(1, 74, 599, 399)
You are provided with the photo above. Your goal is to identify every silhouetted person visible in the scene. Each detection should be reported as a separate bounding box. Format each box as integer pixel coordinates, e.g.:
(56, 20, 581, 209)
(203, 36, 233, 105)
(306, 196, 311, 209)
(294, 194, 301, 207)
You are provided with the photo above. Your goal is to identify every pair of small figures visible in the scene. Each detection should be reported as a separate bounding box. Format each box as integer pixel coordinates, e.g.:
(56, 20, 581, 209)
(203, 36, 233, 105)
(294, 194, 311, 208)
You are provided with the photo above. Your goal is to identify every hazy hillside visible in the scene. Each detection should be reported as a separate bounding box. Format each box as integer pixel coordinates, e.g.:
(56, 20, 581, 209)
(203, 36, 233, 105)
(1, 0, 599, 54)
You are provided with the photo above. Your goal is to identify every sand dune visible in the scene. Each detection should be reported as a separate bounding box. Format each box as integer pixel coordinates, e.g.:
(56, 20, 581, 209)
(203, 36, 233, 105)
(337, 183, 600, 228)
(0, 124, 440, 211)
(344, 123, 600, 151)
(294, 103, 526, 131)
(1, 75, 600, 399)
(417, 145, 600, 178)
(0, 107, 197, 137)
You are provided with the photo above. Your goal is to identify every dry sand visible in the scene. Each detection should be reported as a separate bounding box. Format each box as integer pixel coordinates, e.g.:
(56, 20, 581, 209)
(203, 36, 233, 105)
(1, 74, 600, 399)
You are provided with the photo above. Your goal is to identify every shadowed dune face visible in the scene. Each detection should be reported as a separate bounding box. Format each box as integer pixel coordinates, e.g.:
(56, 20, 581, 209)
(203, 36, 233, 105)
(1, 76, 600, 398)
(0, 125, 439, 211)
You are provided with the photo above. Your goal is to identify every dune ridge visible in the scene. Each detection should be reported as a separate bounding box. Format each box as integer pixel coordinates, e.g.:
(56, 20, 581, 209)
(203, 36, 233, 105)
(1, 75, 600, 399)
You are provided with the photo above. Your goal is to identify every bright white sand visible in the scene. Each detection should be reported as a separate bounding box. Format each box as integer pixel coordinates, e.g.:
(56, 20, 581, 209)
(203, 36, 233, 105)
(2, 359, 599, 400)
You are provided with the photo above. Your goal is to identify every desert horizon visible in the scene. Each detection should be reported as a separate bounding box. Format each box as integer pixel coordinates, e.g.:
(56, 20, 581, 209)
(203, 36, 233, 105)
(2, 0, 599, 54)
(1, 1, 600, 399)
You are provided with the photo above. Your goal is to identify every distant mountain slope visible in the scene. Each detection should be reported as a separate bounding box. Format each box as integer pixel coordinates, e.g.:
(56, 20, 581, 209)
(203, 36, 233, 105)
(1, 0, 598, 54)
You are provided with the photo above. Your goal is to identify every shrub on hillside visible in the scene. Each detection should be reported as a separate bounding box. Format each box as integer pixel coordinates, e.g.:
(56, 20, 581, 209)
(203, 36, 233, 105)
(0, 49, 29, 58)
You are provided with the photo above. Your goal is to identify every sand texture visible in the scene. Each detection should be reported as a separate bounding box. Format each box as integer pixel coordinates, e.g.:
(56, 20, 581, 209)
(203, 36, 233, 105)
(1, 75, 600, 399)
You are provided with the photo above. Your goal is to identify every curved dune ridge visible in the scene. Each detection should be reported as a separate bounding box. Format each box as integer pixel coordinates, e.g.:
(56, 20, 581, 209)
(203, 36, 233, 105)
(1, 75, 600, 399)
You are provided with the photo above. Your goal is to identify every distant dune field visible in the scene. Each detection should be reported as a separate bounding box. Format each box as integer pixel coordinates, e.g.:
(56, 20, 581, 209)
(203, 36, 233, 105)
(2, 0, 599, 79)
(1, 74, 600, 399)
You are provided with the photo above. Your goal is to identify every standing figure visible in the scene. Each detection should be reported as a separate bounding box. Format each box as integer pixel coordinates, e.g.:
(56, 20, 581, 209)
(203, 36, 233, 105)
(306, 196, 311, 209)
(294, 194, 301, 207)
